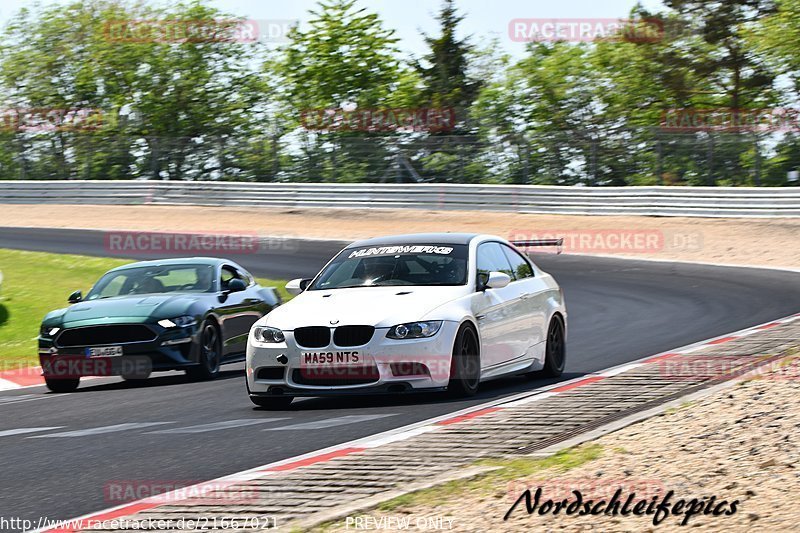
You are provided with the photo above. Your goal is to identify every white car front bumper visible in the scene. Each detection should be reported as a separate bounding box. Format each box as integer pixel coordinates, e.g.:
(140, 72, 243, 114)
(246, 321, 460, 396)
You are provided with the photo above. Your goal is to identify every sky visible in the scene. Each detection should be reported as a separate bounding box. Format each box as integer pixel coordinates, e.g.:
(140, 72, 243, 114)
(0, 0, 666, 58)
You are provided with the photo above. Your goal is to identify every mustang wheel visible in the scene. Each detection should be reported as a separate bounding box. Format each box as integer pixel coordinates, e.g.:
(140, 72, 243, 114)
(448, 324, 481, 396)
(187, 320, 222, 381)
(537, 317, 566, 377)
(44, 377, 79, 393)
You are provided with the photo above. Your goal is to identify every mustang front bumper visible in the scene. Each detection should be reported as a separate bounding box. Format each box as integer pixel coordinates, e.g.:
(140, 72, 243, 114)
(38, 324, 201, 378)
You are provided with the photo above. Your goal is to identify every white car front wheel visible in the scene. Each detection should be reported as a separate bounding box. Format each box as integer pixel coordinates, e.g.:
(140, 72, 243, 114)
(447, 324, 481, 396)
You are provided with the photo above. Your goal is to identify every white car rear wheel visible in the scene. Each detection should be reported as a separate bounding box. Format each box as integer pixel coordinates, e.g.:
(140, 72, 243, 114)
(528, 317, 566, 378)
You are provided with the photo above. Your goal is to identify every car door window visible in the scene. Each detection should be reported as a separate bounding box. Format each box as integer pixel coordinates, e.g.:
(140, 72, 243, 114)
(221, 265, 245, 290)
(477, 242, 515, 283)
(97, 274, 126, 298)
(235, 267, 255, 287)
(501, 245, 534, 279)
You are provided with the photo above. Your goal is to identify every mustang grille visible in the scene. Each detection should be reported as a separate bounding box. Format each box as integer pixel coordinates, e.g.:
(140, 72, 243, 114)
(293, 326, 331, 348)
(56, 325, 157, 347)
(333, 325, 375, 347)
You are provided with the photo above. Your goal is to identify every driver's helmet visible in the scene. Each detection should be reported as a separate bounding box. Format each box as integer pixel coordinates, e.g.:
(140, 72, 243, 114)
(441, 258, 466, 283)
(135, 273, 164, 294)
(361, 257, 395, 282)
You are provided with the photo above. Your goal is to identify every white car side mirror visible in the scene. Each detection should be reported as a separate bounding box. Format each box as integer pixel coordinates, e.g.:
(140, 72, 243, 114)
(286, 278, 310, 296)
(486, 271, 511, 289)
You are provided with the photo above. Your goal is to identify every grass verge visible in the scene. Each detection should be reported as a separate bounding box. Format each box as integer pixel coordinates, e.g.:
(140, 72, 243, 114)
(0, 248, 288, 369)
(376, 444, 603, 512)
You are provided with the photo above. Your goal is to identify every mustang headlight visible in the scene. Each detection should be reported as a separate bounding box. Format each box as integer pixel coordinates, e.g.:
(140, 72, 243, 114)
(254, 326, 285, 343)
(387, 321, 443, 340)
(158, 316, 196, 329)
(40, 325, 60, 337)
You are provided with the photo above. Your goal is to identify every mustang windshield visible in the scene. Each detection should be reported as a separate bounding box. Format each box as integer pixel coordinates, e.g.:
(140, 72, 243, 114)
(86, 264, 216, 299)
(309, 244, 468, 289)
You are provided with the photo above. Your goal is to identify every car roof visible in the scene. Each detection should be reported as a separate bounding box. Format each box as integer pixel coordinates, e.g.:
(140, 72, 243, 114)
(108, 257, 226, 272)
(346, 233, 479, 248)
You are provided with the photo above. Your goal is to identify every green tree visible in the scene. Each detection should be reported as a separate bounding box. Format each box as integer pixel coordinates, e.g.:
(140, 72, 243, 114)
(403, 0, 487, 182)
(278, 0, 401, 110)
(473, 42, 599, 184)
(751, 0, 800, 94)
(415, 0, 481, 111)
(0, 0, 260, 180)
(273, 0, 406, 182)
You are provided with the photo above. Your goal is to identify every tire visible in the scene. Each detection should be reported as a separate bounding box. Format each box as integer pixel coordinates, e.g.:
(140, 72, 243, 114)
(249, 395, 294, 409)
(531, 317, 566, 378)
(45, 377, 79, 393)
(186, 319, 222, 381)
(447, 324, 481, 397)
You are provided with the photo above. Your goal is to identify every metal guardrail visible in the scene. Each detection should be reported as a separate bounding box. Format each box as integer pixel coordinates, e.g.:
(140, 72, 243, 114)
(1, 181, 799, 217)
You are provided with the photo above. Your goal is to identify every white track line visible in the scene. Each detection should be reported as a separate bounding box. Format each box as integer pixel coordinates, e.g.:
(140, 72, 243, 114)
(0, 378, 21, 391)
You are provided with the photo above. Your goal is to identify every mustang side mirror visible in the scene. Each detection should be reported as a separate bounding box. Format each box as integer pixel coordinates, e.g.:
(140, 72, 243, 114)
(226, 278, 247, 293)
(286, 278, 311, 296)
(485, 271, 511, 290)
(68, 290, 83, 304)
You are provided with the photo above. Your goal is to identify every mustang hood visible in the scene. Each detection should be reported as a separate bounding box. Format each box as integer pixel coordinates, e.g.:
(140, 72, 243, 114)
(264, 286, 469, 329)
(56, 294, 201, 327)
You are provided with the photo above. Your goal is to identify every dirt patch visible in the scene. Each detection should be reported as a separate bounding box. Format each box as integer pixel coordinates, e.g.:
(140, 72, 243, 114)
(1, 204, 798, 268)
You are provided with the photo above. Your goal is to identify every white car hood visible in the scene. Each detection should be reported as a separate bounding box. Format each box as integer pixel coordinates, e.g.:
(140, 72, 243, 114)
(262, 286, 469, 329)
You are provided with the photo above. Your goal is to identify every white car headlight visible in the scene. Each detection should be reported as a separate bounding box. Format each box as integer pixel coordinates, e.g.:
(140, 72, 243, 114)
(387, 321, 443, 340)
(254, 326, 285, 343)
(158, 316, 196, 328)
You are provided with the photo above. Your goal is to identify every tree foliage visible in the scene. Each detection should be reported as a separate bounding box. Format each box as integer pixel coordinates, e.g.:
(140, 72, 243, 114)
(0, 0, 798, 185)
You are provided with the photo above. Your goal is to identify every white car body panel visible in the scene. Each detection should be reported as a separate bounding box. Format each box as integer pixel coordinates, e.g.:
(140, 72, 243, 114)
(246, 233, 566, 397)
(262, 286, 471, 330)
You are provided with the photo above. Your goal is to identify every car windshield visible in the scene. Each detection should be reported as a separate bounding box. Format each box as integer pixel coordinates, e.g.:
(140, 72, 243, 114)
(85, 264, 216, 299)
(309, 244, 468, 290)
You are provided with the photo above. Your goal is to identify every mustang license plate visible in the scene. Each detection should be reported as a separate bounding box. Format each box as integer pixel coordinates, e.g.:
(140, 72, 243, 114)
(85, 345, 124, 358)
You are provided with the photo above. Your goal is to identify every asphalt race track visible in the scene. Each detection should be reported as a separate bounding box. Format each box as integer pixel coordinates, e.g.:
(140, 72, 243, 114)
(1, 226, 799, 528)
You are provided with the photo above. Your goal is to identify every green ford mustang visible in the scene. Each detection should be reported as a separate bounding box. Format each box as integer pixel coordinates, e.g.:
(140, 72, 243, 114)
(38, 257, 281, 393)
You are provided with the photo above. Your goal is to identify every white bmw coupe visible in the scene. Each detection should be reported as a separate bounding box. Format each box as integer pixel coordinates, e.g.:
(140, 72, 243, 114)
(245, 233, 566, 408)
